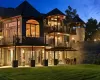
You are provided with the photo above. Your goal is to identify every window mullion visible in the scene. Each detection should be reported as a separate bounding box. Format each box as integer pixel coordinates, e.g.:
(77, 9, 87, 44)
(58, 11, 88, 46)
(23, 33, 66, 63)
(30, 24, 31, 37)
(35, 24, 36, 37)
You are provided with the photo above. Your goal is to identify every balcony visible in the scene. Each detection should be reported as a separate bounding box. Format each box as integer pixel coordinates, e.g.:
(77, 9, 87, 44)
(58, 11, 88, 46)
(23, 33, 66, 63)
(46, 39, 70, 47)
(0, 38, 13, 45)
(0, 36, 46, 46)
(22, 37, 45, 46)
(44, 26, 69, 33)
(0, 36, 22, 45)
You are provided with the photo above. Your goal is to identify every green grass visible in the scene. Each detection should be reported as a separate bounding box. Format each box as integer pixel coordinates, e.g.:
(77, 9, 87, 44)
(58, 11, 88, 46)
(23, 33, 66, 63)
(0, 64, 100, 80)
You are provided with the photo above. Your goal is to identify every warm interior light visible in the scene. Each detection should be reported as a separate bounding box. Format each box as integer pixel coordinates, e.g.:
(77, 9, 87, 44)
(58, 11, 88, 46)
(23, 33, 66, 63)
(58, 37, 61, 40)
(72, 37, 75, 40)
(57, 33, 60, 35)
(0, 36, 3, 40)
(10, 48, 13, 62)
(42, 50, 44, 53)
(22, 49, 24, 53)
(46, 46, 52, 49)
(94, 39, 97, 42)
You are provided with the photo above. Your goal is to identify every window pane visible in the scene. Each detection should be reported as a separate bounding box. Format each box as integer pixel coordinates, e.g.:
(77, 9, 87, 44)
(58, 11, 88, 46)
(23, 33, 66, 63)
(26, 24, 30, 37)
(31, 25, 35, 37)
(26, 20, 40, 37)
(36, 25, 40, 37)
(18, 27, 21, 36)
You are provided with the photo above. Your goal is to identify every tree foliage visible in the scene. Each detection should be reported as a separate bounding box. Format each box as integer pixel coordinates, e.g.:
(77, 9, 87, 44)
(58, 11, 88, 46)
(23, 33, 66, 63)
(63, 6, 80, 33)
(85, 18, 99, 41)
(64, 6, 78, 24)
(65, 6, 78, 19)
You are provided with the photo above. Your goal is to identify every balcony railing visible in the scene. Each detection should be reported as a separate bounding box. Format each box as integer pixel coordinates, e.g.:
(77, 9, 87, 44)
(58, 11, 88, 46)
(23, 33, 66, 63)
(46, 40, 70, 47)
(0, 35, 22, 45)
(44, 26, 69, 33)
(0, 35, 45, 45)
(44, 25, 77, 35)
(22, 37, 45, 45)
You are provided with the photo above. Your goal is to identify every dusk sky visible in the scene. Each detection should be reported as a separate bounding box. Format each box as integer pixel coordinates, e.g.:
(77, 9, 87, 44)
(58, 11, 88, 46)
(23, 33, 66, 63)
(0, 0, 100, 22)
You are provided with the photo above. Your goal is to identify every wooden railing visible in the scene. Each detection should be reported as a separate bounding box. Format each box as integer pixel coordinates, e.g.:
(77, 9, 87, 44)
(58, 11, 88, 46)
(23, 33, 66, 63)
(0, 36, 45, 45)
(44, 26, 69, 33)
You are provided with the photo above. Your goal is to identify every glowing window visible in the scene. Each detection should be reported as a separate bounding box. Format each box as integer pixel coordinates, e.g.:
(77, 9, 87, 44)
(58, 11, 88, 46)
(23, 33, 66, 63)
(26, 19, 40, 37)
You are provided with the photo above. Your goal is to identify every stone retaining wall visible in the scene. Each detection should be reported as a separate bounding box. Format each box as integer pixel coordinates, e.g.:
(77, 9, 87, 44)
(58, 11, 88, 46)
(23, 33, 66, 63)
(67, 41, 100, 64)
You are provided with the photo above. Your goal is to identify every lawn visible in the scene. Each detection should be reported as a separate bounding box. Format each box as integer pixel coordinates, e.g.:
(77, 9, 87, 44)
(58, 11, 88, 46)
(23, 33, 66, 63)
(0, 65, 100, 80)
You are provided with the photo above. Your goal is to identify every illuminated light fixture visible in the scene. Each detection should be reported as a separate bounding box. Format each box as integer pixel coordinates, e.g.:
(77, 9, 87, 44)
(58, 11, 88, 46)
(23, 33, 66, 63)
(94, 39, 96, 41)
(57, 33, 60, 35)
(63, 16, 66, 19)
(46, 46, 52, 49)
(0, 36, 3, 39)
(66, 42, 68, 43)
(65, 34, 70, 36)
(72, 37, 75, 40)
(42, 50, 44, 53)
(22, 49, 24, 53)
(58, 37, 61, 40)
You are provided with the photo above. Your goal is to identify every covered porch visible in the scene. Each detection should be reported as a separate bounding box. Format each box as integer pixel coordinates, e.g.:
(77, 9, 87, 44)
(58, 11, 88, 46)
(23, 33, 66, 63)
(45, 46, 77, 65)
(0, 46, 46, 67)
(0, 45, 78, 67)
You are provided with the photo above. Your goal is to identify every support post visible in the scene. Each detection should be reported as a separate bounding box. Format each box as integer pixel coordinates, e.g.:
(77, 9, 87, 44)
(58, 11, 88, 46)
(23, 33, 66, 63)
(32, 46, 33, 60)
(43, 33, 48, 66)
(0, 48, 2, 66)
(53, 15, 59, 65)
(54, 31, 58, 65)
(31, 46, 35, 67)
(12, 18, 18, 68)
(12, 38, 18, 68)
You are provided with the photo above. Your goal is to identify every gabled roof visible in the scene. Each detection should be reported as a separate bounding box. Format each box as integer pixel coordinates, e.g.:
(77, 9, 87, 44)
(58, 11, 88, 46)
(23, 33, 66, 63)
(0, 7, 17, 18)
(46, 8, 65, 16)
(0, 7, 5, 17)
(5, 8, 18, 18)
(73, 16, 85, 24)
(16, 1, 41, 18)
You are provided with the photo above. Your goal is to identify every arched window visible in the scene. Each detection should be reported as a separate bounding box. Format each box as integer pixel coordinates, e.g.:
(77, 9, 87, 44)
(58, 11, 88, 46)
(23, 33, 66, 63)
(26, 19, 40, 37)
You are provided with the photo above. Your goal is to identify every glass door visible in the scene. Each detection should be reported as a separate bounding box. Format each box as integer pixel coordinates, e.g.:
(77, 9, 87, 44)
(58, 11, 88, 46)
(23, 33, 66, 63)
(48, 51, 54, 65)
(35, 50, 43, 65)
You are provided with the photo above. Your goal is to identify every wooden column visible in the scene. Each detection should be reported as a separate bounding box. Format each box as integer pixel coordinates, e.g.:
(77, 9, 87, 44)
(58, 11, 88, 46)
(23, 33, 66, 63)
(66, 51, 67, 59)
(0, 48, 2, 66)
(54, 32, 56, 65)
(32, 46, 33, 60)
(14, 42, 16, 60)
(44, 33, 46, 60)
(31, 46, 35, 67)
(14, 18, 19, 60)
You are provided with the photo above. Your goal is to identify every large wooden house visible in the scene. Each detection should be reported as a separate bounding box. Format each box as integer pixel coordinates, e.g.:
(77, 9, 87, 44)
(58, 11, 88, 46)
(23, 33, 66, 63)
(0, 1, 85, 67)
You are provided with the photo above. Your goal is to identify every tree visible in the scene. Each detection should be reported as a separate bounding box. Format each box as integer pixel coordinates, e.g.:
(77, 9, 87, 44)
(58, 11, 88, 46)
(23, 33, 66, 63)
(85, 18, 99, 41)
(65, 6, 78, 20)
(64, 6, 82, 33)
(64, 6, 78, 24)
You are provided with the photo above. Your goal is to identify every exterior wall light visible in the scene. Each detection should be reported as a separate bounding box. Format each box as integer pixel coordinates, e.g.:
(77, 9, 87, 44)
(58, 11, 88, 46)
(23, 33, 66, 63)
(22, 49, 25, 53)
(94, 39, 97, 42)
(0, 36, 3, 39)
(72, 37, 75, 40)
(58, 37, 61, 40)
(42, 50, 44, 53)
(57, 33, 60, 35)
